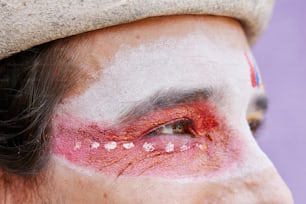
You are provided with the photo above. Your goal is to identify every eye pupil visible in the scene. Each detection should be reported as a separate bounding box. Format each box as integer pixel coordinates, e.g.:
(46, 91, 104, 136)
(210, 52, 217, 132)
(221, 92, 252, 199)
(173, 123, 184, 134)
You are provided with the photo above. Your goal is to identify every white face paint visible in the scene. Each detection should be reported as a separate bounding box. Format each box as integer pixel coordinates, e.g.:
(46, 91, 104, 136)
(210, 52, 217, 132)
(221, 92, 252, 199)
(196, 143, 207, 151)
(142, 142, 155, 152)
(104, 141, 117, 151)
(55, 32, 271, 176)
(73, 142, 82, 151)
(165, 142, 174, 153)
(48, 16, 292, 204)
(180, 144, 189, 152)
(57, 33, 251, 126)
(122, 142, 135, 150)
(91, 142, 100, 149)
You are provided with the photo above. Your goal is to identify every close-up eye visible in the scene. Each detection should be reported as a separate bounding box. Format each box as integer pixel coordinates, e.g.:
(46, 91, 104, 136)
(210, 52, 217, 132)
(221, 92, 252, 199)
(0, 1, 299, 202)
(247, 95, 268, 136)
(248, 118, 262, 135)
(146, 119, 194, 137)
(247, 113, 264, 136)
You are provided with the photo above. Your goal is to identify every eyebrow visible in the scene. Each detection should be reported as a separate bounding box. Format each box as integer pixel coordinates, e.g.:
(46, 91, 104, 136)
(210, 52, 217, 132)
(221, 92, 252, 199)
(254, 95, 268, 113)
(247, 93, 269, 116)
(119, 88, 215, 123)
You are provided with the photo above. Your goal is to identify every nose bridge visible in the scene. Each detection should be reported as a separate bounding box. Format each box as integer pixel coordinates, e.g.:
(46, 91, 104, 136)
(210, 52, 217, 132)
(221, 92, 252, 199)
(196, 166, 294, 204)
(210, 130, 294, 204)
(230, 128, 294, 203)
(237, 165, 294, 204)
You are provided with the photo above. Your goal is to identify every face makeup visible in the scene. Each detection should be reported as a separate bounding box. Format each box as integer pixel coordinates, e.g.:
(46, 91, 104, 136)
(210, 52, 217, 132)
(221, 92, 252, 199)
(52, 30, 270, 181)
(53, 100, 242, 179)
(46, 17, 293, 204)
(245, 52, 264, 89)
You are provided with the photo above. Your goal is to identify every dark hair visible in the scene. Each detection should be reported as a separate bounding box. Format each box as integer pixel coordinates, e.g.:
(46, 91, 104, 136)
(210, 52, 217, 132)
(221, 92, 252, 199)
(0, 39, 79, 176)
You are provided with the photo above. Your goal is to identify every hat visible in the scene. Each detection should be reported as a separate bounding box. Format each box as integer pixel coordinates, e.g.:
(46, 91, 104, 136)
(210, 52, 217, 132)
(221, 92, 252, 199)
(0, 0, 274, 60)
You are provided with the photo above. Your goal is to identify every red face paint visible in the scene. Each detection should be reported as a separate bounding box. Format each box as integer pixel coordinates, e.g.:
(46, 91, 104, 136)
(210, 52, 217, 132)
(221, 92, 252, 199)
(52, 101, 242, 179)
(245, 52, 262, 88)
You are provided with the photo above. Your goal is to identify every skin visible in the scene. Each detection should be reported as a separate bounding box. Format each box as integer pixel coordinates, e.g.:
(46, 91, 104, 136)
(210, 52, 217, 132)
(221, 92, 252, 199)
(4, 16, 293, 203)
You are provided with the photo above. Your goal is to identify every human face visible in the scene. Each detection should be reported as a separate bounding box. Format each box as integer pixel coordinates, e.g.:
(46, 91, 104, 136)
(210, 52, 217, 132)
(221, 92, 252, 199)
(46, 16, 293, 203)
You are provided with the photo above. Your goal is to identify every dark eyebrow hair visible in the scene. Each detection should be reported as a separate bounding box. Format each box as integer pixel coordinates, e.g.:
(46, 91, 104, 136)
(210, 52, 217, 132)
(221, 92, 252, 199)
(254, 95, 268, 112)
(119, 88, 215, 123)
(248, 93, 269, 115)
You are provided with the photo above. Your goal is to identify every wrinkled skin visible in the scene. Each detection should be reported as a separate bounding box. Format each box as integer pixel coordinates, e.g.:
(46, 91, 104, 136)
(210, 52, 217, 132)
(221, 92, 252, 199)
(5, 16, 294, 203)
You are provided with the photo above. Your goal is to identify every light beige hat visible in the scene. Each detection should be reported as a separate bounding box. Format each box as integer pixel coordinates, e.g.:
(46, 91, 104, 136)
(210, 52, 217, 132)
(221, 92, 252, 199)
(0, 0, 274, 60)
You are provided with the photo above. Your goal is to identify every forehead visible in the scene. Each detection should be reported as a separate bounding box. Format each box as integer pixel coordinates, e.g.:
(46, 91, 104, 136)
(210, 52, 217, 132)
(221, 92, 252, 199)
(57, 15, 257, 123)
(65, 15, 248, 73)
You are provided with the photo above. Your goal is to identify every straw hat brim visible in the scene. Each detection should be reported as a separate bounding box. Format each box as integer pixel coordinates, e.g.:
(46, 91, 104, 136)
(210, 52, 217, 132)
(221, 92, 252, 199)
(0, 0, 274, 60)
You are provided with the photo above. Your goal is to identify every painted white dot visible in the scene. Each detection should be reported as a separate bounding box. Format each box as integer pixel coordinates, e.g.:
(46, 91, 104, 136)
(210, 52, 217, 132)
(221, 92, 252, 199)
(143, 142, 155, 152)
(123, 142, 135, 150)
(180, 144, 189, 152)
(91, 142, 100, 149)
(165, 142, 174, 153)
(104, 141, 117, 151)
(73, 142, 81, 151)
(196, 143, 206, 151)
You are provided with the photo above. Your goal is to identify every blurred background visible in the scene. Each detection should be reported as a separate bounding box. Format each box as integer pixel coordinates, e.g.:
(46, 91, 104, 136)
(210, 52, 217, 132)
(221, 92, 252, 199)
(253, 0, 306, 203)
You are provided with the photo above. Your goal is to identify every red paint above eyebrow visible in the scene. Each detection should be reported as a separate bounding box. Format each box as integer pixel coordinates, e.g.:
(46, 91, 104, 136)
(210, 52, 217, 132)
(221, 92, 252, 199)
(52, 101, 243, 179)
(245, 52, 257, 88)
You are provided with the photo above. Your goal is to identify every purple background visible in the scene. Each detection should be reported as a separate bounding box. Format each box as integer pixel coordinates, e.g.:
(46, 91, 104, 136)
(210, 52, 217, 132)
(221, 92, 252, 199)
(253, 0, 306, 203)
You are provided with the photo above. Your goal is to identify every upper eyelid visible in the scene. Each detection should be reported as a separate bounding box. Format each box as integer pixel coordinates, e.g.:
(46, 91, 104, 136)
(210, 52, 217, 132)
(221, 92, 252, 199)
(144, 117, 192, 135)
(116, 99, 220, 141)
(119, 88, 216, 124)
(246, 111, 266, 137)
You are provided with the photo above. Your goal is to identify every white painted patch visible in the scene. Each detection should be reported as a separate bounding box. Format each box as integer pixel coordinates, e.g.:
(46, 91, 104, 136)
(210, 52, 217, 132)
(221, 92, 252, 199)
(56, 32, 251, 124)
(165, 142, 174, 153)
(104, 141, 117, 151)
(123, 142, 135, 149)
(91, 142, 100, 149)
(180, 144, 189, 152)
(73, 142, 81, 151)
(196, 143, 207, 151)
(54, 30, 274, 178)
(143, 142, 155, 152)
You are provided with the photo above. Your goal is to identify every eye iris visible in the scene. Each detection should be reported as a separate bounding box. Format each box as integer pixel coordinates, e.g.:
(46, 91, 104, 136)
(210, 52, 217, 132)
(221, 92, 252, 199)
(173, 123, 184, 134)
(145, 119, 193, 137)
(157, 120, 191, 135)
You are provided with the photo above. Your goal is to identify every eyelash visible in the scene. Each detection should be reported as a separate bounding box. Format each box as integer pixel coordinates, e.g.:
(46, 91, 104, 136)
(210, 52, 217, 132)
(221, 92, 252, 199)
(248, 118, 262, 135)
(146, 119, 194, 137)
(146, 117, 263, 137)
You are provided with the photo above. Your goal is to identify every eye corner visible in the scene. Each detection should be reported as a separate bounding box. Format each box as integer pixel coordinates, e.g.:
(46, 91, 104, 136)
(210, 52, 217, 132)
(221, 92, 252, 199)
(247, 112, 265, 136)
(248, 119, 262, 135)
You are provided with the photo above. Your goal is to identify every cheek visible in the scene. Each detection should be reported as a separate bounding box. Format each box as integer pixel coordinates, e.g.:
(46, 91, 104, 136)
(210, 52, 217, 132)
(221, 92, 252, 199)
(51, 161, 293, 204)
